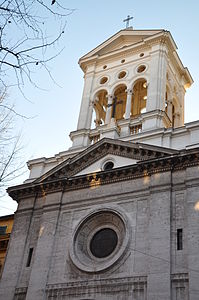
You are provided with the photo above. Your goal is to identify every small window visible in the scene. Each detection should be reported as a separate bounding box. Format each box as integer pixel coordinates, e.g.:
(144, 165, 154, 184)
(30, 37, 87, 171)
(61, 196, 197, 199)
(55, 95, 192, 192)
(103, 65, 107, 69)
(139, 53, 144, 57)
(0, 239, 9, 250)
(0, 226, 7, 235)
(121, 59, 125, 63)
(103, 161, 114, 171)
(177, 229, 183, 250)
(118, 71, 126, 79)
(26, 247, 34, 267)
(137, 65, 146, 73)
(100, 77, 108, 84)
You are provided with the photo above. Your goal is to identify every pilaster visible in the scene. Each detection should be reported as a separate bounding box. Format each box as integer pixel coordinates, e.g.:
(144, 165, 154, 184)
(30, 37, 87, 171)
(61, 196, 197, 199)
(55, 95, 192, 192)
(0, 208, 34, 300)
(147, 43, 168, 112)
(26, 193, 63, 300)
(147, 172, 171, 300)
(77, 66, 96, 130)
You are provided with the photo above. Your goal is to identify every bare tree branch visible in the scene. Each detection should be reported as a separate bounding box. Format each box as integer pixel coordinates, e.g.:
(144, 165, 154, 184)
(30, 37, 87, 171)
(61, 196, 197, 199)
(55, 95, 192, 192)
(0, 0, 74, 94)
(0, 90, 27, 196)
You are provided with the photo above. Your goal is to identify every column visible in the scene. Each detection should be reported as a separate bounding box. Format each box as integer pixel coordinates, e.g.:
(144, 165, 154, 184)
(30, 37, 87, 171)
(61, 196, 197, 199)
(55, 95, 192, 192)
(125, 89, 133, 119)
(178, 87, 185, 126)
(167, 99, 173, 124)
(174, 112, 180, 127)
(105, 94, 113, 124)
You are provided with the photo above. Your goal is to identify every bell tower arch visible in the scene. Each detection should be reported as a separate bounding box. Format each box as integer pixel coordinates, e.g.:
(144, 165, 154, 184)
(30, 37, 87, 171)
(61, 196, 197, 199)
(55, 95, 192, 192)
(70, 28, 193, 149)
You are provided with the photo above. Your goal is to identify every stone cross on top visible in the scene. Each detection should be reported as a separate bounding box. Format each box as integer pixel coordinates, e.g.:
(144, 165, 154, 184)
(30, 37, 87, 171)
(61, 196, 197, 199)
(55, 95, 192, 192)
(123, 15, 133, 28)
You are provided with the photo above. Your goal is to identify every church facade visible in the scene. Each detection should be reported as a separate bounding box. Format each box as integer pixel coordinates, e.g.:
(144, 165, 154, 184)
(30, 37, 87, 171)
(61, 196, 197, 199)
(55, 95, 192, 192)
(1, 27, 199, 300)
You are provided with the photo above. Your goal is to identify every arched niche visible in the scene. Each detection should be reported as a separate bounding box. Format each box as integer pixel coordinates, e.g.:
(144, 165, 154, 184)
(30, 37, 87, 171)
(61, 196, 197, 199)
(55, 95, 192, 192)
(112, 84, 127, 121)
(92, 89, 108, 127)
(131, 78, 147, 116)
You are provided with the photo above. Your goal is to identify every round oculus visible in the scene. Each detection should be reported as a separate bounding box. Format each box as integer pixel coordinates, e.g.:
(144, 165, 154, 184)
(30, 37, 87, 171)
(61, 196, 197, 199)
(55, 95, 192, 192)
(90, 228, 118, 258)
(100, 77, 108, 84)
(118, 71, 127, 79)
(103, 161, 114, 171)
(69, 209, 130, 273)
(137, 65, 146, 73)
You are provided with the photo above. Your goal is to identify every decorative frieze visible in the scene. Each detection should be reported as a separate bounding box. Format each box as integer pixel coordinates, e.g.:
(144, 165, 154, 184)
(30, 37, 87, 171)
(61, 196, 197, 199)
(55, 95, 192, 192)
(7, 139, 199, 201)
(46, 276, 147, 298)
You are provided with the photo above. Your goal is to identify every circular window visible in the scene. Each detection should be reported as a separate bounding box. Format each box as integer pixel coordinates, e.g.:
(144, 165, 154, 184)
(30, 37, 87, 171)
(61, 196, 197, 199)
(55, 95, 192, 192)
(90, 228, 118, 258)
(100, 77, 108, 84)
(139, 53, 144, 57)
(118, 71, 126, 79)
(70, 208, 130, 273)
(103, 161, 114, 171)
(121, 59, 125, 63)
(137, 65, 146, 73)
(103, 65, 107, 69)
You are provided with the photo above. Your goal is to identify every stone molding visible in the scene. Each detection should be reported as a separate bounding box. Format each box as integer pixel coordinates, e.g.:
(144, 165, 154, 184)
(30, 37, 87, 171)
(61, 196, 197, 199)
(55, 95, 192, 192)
(69, 206, 131, 273)
(46, 276, 147, 297)
(8, 155, 199, 201)
(7, 139, 199, 201)
(14, 287, 27, 298)
(171, 273, 189, 282)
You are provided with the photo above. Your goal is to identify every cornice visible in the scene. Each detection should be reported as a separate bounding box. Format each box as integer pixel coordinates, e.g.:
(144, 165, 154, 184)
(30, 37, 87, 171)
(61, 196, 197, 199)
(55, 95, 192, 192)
(7, 150, 199, 202)
(80, 32, 169, 72)
(32, 139, 176, 185)
(42, 141, 174, 181)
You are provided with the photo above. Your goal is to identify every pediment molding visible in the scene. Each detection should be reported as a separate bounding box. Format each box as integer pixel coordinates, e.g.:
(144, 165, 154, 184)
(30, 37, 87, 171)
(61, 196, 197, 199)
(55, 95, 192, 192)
(80, 29, 164, 62)
(33, 139, 177, 183)
(7, 147, 199, 201)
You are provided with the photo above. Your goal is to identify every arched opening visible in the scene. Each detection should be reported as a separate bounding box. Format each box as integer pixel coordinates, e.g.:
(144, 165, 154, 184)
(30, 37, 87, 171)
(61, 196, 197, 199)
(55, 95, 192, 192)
(131, 79, 147, 117)
(92, 89, 108, 127)
(112, 84, 127, 121)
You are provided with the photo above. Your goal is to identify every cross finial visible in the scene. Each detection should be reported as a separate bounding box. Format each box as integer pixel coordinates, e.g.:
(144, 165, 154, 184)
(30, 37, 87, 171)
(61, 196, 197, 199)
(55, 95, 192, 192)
(123, 15, 133, 29)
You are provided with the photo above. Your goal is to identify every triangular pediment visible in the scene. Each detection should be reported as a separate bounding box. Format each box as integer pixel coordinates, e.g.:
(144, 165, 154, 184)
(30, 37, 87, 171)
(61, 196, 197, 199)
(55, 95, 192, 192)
(75, 154, 138, 177)
(80, 29, 164, 61)
(34, 138, 178, 184)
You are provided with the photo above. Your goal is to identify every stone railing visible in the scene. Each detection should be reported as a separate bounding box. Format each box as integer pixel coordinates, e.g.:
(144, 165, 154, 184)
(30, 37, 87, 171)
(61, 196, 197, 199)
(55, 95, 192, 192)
(89, 130, 100, 144)
(130, 123, 142, 134)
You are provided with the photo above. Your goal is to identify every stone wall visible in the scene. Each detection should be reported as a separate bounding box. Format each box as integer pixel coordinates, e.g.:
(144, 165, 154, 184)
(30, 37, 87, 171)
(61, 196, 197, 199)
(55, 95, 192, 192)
(1, 163, 199, 299)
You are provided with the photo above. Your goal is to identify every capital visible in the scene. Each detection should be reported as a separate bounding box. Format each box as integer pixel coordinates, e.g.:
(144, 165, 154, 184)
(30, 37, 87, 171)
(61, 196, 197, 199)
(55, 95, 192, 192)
(167, 100, 173, 105)
(106, 94, 113, 103)
(125, 89, 133, 95)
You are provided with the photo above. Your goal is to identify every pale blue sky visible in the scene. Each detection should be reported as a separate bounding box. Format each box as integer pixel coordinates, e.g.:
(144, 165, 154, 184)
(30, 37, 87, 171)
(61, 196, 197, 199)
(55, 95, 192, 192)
(1, 0, 199, 215)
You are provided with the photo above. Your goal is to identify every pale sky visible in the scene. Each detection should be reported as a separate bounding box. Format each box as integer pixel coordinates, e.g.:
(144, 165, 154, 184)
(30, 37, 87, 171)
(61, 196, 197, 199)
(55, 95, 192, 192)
(1, 0, 199, 215)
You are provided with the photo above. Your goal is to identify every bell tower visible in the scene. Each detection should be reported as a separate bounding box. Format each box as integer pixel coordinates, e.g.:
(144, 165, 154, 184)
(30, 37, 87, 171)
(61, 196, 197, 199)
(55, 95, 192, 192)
(70, 28, 193, 149)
